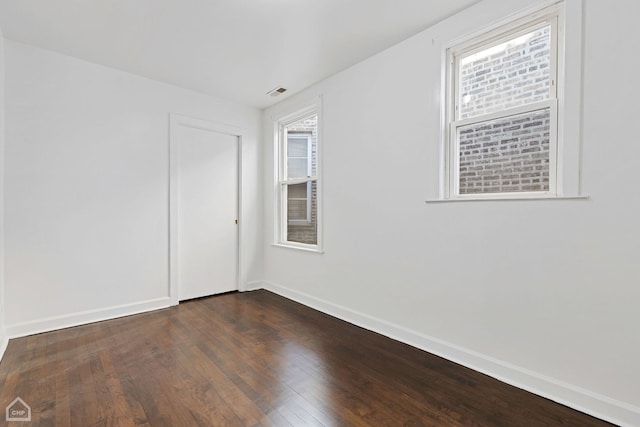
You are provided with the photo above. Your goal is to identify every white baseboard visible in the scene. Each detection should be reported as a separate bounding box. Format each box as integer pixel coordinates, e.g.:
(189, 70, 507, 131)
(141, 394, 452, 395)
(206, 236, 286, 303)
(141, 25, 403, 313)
(6, 297, 171, 339)
(258, 280, 639, 427)
(245, 281, 266, 292)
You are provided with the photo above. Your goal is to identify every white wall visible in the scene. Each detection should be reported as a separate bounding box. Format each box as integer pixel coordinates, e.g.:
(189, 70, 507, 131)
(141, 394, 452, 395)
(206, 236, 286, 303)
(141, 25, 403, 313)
(0, 29, 7, 360)
(4, 40, 262, 336)
(262, 0, 640, 425)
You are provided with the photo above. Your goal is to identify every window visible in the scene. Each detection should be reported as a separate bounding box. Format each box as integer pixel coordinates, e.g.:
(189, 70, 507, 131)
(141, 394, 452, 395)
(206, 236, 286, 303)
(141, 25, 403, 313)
(444, 4, 568, 199)
(275, 103, 321, 250)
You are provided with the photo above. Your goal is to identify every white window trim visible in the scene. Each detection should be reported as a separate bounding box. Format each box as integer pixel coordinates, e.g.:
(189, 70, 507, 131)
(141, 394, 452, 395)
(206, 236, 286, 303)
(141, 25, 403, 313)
(273, 97, 323, 252)
(437, 0, 585, 202)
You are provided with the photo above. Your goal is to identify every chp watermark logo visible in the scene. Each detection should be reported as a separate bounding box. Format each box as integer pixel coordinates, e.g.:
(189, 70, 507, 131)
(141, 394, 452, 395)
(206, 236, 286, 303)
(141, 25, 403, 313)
(6, 397, 31, 422)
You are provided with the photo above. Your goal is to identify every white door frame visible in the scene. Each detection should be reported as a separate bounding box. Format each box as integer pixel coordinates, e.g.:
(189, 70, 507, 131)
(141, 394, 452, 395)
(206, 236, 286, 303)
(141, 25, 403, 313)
(169, 113, 246, 306)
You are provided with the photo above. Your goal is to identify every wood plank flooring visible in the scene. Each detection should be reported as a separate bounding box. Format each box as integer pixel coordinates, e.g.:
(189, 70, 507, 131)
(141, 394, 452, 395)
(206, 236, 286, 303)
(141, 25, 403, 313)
(0, 290, 614, 426)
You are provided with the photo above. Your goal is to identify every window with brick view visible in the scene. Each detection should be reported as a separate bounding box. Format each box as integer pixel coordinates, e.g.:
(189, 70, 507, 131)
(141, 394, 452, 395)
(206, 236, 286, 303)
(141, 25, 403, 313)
(446, 6, 560, 198)
(276, 110, 320, 248)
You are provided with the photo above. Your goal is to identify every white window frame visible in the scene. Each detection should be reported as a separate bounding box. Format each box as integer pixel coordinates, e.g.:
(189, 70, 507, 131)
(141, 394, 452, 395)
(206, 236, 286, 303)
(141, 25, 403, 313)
(437, 0, 585, 202)
(273, 99, 323, 252)
(286, 133, 313, 224)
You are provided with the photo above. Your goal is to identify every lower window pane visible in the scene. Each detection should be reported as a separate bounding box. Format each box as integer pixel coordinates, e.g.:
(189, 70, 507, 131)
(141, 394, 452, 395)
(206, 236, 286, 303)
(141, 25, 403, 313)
(458, 109, 551, 194)
(286, 181, 317, 245)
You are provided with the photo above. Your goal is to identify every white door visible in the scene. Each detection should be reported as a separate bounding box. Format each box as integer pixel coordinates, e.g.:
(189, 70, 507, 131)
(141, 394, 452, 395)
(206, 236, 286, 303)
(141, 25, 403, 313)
(176, 124, 238, 301)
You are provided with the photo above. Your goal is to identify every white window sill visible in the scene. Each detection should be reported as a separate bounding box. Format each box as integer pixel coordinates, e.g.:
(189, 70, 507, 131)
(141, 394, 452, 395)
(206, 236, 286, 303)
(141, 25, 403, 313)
(425, 195, 590, 204)
(272, 243, 324, 254)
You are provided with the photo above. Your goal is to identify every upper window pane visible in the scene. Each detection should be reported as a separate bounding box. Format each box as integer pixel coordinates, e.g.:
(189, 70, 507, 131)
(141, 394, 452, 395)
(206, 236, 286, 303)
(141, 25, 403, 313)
(287, 134, 310, 179)
(285, 117, 317, 180)
(458, 25, 551, 120)
(287, 158, 309, 179)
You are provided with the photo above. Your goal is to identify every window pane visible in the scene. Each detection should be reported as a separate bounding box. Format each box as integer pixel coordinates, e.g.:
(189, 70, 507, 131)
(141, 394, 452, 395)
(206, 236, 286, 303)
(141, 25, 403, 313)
(287, 182, 309, 221)
(287, 181, 317, 245)
(459, 25, 551, 119)
(285, 115, 317, 180)
(458, 108, 550, 194)
(288, 137, 308, 157)
(287, 182, 308, 199)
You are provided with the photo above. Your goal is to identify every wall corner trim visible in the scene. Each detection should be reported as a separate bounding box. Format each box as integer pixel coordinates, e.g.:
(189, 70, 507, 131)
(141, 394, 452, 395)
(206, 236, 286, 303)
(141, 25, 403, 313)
(6, 297, 171, 339)
(258, 280, 639, 427)
(0, 333, 8, 364)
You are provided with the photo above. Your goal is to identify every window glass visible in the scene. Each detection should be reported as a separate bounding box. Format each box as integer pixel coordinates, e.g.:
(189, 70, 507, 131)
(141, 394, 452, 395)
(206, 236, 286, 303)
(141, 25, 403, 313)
(459, 25, 551, 120)
(458, 108, 551, 194)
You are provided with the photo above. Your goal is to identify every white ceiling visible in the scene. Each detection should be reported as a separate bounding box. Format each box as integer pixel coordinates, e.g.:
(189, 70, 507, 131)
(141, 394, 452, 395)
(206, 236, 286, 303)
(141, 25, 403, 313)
(0, 0, 480, 108)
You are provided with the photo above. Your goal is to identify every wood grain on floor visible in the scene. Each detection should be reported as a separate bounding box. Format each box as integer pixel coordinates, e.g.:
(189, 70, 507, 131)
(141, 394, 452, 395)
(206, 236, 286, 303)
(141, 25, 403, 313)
(0, 290, 615, 426)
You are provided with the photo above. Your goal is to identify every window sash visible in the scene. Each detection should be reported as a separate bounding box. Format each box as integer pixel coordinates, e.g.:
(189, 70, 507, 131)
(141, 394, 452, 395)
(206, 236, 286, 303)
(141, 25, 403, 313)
(279, 121, 317, 182)
(285, 181, 313, 224)
(450, 100, 558, 199)
(282, 129, 314, 225)
(285, 133, 313, 180)
(454, 20, 556, 121)
(279, 178, 317, 242)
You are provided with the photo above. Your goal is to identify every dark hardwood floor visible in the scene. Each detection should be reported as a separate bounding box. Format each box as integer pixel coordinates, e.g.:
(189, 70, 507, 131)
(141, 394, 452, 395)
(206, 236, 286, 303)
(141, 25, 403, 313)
(0, 290, 614, 426)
